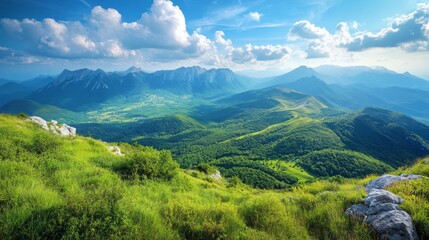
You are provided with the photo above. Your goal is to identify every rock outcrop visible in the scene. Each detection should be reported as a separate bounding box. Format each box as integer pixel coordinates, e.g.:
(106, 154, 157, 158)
(29, 116, 76, 137)
(365, 174, 423, 192)
(346, 174, 424, 240)
(108, 146, 124, 156)
(210, 170, 222, 180)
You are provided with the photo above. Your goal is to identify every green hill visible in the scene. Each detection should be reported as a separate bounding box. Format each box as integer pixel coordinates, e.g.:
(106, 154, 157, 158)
(1, 114, 429, 239)
(0, 99, 86, 124)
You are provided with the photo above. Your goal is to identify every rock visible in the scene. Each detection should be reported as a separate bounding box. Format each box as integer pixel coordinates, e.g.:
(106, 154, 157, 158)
(65, 125, 76, 136)
(365, 174, 424, 192)
(345, 204, 368, 219)
(366, 203, 402, 216)
(108, 146, 124, 156)
(346, 174, 421, 240)
(365, 189, 403, 207)
(365, 210, 418, 240)
(29, 116, 48, 130)
(29, 116, 76, 137)
(210, 170, 222, 180)
(424, 159, 429, 164)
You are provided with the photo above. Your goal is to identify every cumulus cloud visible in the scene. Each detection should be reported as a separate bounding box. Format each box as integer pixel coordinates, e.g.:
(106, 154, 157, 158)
(289, 3, 429, 58)
(248, 12, 262, 22)
(288, 20, 330, 40)
(345, 3, 429, 52)
(212, 31, 290, 63)
(214, 31, 232, 49)
(0, 0, 209, 61)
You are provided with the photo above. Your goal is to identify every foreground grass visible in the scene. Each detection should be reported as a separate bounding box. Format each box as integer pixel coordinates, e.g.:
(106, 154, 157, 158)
(0, 114, 427, 239)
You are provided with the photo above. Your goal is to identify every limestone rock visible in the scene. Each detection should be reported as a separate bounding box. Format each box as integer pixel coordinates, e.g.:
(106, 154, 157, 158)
(366, 203, 402, 216)
(210, 170, 222, 180)
(346, 174, 421, 240)
(29, 116, 76, 137)
(345, 204, 368, 219)
(108, 146, 124, 156)
(365, 189, 403, 207)
(29, 116, 48, 130)
(365, 174, 423, 192)
(365, 210, 418, 240)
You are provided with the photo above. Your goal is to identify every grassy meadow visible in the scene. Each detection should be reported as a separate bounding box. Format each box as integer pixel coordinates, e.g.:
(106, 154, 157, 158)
(0, 114, 428, 239)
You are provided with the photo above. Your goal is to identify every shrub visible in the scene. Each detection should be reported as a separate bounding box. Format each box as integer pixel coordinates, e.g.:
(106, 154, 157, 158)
(194, 163, 217, 174)
(115, 148, 179, 181)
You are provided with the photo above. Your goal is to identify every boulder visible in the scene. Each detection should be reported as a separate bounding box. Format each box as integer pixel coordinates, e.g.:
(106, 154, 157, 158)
(365, 189, 403, 207)
(345, 204, 368, 219)
(210, 170, 222, 180)
(346, 174, 421, 240)
(108, 146, 124, 156)
(365, 210, 418, 240)
(29, 116, 76, 137)
(366, 203, 402, 216)
(365, 174, 424, 192)
(29, 116, 48, 130)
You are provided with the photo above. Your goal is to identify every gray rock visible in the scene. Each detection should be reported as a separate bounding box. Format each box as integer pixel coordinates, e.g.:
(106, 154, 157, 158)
(345, 204, 368, 219)
(210, 170, 222, 180)
(65, 125, 76, 136)
(346, 174, 421, 240)
(29, 116, 76, 137)
(366, 203, 402, 216)
(108, 146, 124, 156)
(365, 210, 418, 240)
(365, 189, 403, 207)
(29, 116, 48, 130)
(365, 174, 423, 192)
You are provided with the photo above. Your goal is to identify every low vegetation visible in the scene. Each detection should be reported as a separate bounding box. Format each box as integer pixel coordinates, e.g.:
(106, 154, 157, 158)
(1, 114, 428, 239)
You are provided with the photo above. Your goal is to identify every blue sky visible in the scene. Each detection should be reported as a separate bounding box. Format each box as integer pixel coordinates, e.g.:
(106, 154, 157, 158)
(1, 0, 429, 79)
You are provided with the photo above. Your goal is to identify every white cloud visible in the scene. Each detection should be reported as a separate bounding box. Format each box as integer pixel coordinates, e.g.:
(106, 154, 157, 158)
(288, 20, 330, 40)
(248, 12, 262, 22)
(230, 44, 290, 63)
(0, 0, 210, 60)
(306, 41, 331, 58)
(214, 31, 232, 48)
(213, 31, 290, 63)
(345, 3, 429, 52)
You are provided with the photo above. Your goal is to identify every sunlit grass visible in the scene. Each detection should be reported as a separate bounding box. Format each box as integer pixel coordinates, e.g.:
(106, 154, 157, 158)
(1, 114, 428, 239)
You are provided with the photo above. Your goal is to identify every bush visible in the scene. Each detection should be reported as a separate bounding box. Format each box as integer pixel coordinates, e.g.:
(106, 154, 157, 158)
(115, 147, 179, 181)
(194, 163, 217, 174)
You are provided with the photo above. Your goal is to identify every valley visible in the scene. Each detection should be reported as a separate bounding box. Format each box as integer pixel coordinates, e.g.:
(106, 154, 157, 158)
(1, 65, 429, 190)
(3, 1, 429, 239)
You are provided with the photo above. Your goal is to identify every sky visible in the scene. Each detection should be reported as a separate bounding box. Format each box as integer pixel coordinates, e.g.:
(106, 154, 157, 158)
(1, 0, 429, 80)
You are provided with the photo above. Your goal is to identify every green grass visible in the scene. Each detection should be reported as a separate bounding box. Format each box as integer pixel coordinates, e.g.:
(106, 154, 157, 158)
(1, 114, 428, 239)
(263, 160, 315, 182)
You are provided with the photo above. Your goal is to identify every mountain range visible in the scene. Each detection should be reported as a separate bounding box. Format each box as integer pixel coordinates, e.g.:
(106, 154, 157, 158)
(0, 65, 427, 123)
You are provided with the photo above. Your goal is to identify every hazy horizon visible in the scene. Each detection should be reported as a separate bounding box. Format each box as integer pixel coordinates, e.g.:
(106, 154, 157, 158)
(1, 0, 429, 80)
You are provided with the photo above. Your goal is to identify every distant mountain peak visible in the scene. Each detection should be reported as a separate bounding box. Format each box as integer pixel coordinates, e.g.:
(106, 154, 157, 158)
(124, 66, 143, 74)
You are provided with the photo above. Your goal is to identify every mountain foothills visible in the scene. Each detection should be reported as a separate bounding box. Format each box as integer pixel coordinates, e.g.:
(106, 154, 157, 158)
(1, 65, 429, 188)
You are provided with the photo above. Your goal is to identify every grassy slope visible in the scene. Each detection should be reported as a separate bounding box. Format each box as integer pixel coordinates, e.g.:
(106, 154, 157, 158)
(1, 114, 428, 239)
